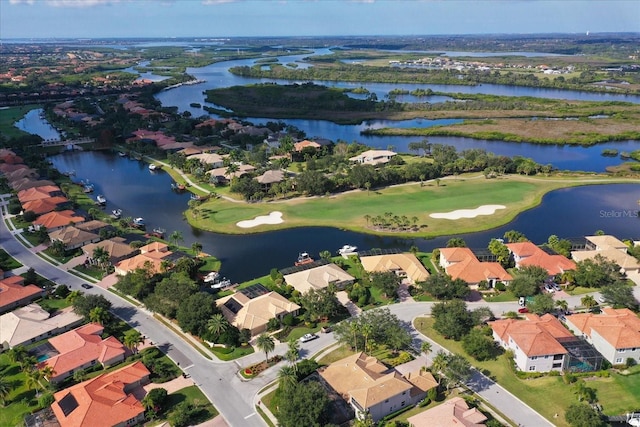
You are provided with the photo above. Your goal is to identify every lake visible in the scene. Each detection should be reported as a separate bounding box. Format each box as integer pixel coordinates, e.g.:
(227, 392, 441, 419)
(49, 151, 640, 283)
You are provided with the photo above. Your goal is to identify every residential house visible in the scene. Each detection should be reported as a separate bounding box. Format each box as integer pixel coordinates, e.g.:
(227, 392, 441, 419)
(0, 305, 83, 351)
(256, 169, 285, 190)
(39, 323, 127, 383)
(293, 139, 321, 152)
(33, 210, 85, 231)
(439, 247, 512, 289)
(349, 150, 397, 165)
(83, 237, 139, 266)
(188, 152, 225, 168)
(11, 178, 57, 192)
(571, 235, 640, 284)
(490, 314, 576, 372)
(22, 196, 70, 216)
(49, 226, 100, 250)
(0, 276, 45, 313)
(319, 352, 436, 422)
(17, 185, 63, 203)
(407, 396, 487, 427)
(207, 164, 256, 183)
(283, 263, 355, 294)
(217, 284, 300, 336)
(51, 361, 150, 427)
(506, 241, 576, 277)
(359, 253, 430, 284)
(114, 242, 172, 276)
(75, 220, 112, 235)
(564, 308, 640, 365)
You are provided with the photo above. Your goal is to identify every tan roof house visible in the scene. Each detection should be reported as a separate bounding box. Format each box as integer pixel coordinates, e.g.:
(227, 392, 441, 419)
(207, 163, 256, 181)
(439, 247, 512, 289)
(0, 276, 45, 313)
(360, 253, 430, 283)
(51, 361, 150, 427)
(256, 169, 285, 189)
(349, 149, 397, 165)
(0, 304, 83, 351)
(11, 178, 56, 192)
(33, 210, 85, 231)
(83, 237, 139, 265)
(319, 352, 435, 422)
(490, 314, 576, 372)
(564, 308, 640, 365)
(571, 235, 640, 281)
(49, 225, 100, 250)
(407, 396, 487, 427)
(283, 263, 355, 294)
(76, 220, 111, 234)
(188, 152, 225, 168)
(218, 287, 300, 336)
(39, 323, 127, 383)
(114, 245, 172, 276)
(506, 242, 576, 276)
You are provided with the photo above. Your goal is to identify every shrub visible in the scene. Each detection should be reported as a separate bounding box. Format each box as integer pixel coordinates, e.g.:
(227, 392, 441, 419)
(627, 358, 637, 368)
(494, 282, 506, 292)
(22, 210, 37, 222)
(282, 313, 295, 327)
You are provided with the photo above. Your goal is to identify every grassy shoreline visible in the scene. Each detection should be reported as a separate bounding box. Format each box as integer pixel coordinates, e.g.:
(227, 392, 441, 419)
(184, 174, 639, 237)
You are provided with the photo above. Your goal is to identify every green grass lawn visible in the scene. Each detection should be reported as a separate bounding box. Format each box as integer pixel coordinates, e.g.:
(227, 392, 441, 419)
(0, 249, 23, 270)
(72, 264, 105, 280)
(0, 354, 43, 427)
(209, 344, 255, 361)
(187, 174, 632, 237)
(36, 296, 72, 313)
(315, 345, 356, 364)
(415, 317, 640, 425)
(163, 385, 218, 424)
(0, 104, 40, 138)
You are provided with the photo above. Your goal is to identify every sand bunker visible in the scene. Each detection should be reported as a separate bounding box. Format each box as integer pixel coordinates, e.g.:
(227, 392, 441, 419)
(236, 211, 284, 228)
(429, 205, 506, 220)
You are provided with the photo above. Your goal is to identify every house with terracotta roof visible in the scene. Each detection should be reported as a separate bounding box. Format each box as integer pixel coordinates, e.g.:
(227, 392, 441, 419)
(39, 323, 127, 383)
(114, 242, 172, 276)
(571, 235, 640, 284)
(359, 253, 430, 284)
(490, 314, 577, 372)
(319, 352, 436, 422)
(49, 225, 100, 250)
(506, 242, 576, 277)
(349, 150, 397, 165)
(407, 396, 487, 427)
(0, 276, 45, 313)
(293, 139, 321, 152)
(83, 238, 139, 266)
(217, 284, 300, 336)
(22, 196, 70, 215)
(439, 247, 512, 289)
(11, 178, 57, 192)
(564, 308, 640, 365)
(33, 210, 85, 231)
(0, 304, 83, 351)
(17, 185, 63, 203)
(51, 361, 150, 427)
(283, 263, 355, 294)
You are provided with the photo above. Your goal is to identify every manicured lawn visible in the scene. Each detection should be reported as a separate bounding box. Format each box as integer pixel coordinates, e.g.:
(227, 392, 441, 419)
(483, 292, 517, 303)
(0, 248, 23, 270)
(36, 296, 72, 313)
(186, 174, 630, 237)
(0, 104, 40, 138)
(415, 317, 640, 425)
(163, 385, 218, 424)
(315, 345, 356, 364)
(209, 344, 255, 361)
(72, 264, 105, 280)
(0, 354, 42, 427)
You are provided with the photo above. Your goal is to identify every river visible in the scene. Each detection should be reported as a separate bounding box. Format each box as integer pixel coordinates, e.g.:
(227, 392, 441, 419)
(49, 151, 640, 283)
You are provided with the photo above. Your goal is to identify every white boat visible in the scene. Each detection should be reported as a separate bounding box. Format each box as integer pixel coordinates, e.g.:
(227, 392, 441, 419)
(96, 195, 106, 205)
(211, 278, 232, 290)
(295, 252, 314, 266)
(112, 209, 122, 219)
(149, 164, 160, 171)
(203, 271, 220, 283)
(133, 217, 145, 226)
(118, 152, 127, 157)
(338, 244, 358, 255)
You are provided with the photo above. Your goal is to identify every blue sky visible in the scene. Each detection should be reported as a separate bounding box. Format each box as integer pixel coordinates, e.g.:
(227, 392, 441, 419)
(1, 0, 639, 39)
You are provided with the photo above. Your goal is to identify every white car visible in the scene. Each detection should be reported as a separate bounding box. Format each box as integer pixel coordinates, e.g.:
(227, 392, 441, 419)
(300, 333, 318, 343)
(597, 295, 606, 304)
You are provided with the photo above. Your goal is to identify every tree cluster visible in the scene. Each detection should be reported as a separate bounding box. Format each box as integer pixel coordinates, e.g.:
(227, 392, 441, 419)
(333, 308, 412, 353)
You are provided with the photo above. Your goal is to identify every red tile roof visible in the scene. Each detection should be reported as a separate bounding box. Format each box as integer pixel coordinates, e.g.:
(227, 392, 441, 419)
(506, 242, 575, 275)
(440, 247, 512, 283)
(0, 276, 44, 311)
(490, 314, 573, 357)
(566, 308, 640, 349)
(33, 210, 84, 230)
(22, 196, 69, 215)
(17, 185, 62, 203)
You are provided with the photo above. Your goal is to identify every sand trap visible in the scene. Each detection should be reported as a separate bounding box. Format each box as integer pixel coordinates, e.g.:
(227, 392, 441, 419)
(429, 205, 506, 220)
(236, 211, 284, 228)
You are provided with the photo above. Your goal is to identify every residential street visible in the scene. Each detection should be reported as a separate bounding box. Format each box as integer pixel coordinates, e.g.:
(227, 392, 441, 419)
(2, 197, 637, 427)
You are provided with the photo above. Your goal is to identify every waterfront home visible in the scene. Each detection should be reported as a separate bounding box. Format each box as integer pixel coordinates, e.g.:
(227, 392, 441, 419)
(187, 152, 225, 168)
(207, 163, 256, 183)
(293, 139, 322, 152)
(39, 323, 126, 383)
(439, 247, 512, 289)
(217, 284, 300, 336)
(114, 242, 173, 276)
(33, 210, 85, 231)
(0, 304, 83, 351)
(51, 361, 150, 427)
(407, 396, 487, 427)
(348, 149, 397, 165)
(82, 237, 139, 266)
(0, 276, 45, 313)
(283, 263, 355, 294)
(359, 253, 430, 284)
(564, 308, 640, 366)
(571, 235, 640, 284)
(506, 241, 576, 277)
(48, 225, 100, 250)
(17, 185, 63, 203)
(22, 196, 70, 216)
(319, 352, 435, 422)
(3, 167, 39, 182)
(489, 314, 603, 373)
(11, 178, 57, 192)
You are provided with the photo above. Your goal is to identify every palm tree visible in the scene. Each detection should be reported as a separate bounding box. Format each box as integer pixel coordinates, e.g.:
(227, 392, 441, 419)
(278, 365, 298, 391)
(556, 299, 569, 314)
(581, 295, 597, 310)
(19, 355, 37, 373)
(25, 368, 44, 396)
(39, 366, 55, 383)
(431, 351, 448, 382)
(349, 321, 360, 352)
(169, 230, 184, 248)
(207, 314, 229, 338)
(319, 250, 332, 261)
(256, 333, 275, 364)
(0, 375, 12, 407)
(285, 338, 300, 368)
(123, 330, 144, 354)
(420, 341, 433, 365)
(89, 306, 110, 326)
(361, 322, 373, 353)
(191, 241, 203, 256)
(364, 214, 371, 227)
(66, 290, 82, 304)
(6, 346, 27, 365)
(92, 246, 110, 271)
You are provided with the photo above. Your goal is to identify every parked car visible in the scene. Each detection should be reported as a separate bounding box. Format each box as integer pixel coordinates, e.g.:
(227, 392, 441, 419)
(544, 283, 555, 293)
(551, 283, 562, 292)
(320, 326, 332, 334)
(597, 295, 606, 304)
(81, 283, 93, 289)
(300, 333, 318, 343)
(518, 307, 529, 314)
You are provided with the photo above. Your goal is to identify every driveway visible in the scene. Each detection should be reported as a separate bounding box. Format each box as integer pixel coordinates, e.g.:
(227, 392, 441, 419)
(336, 290, 361, 316)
